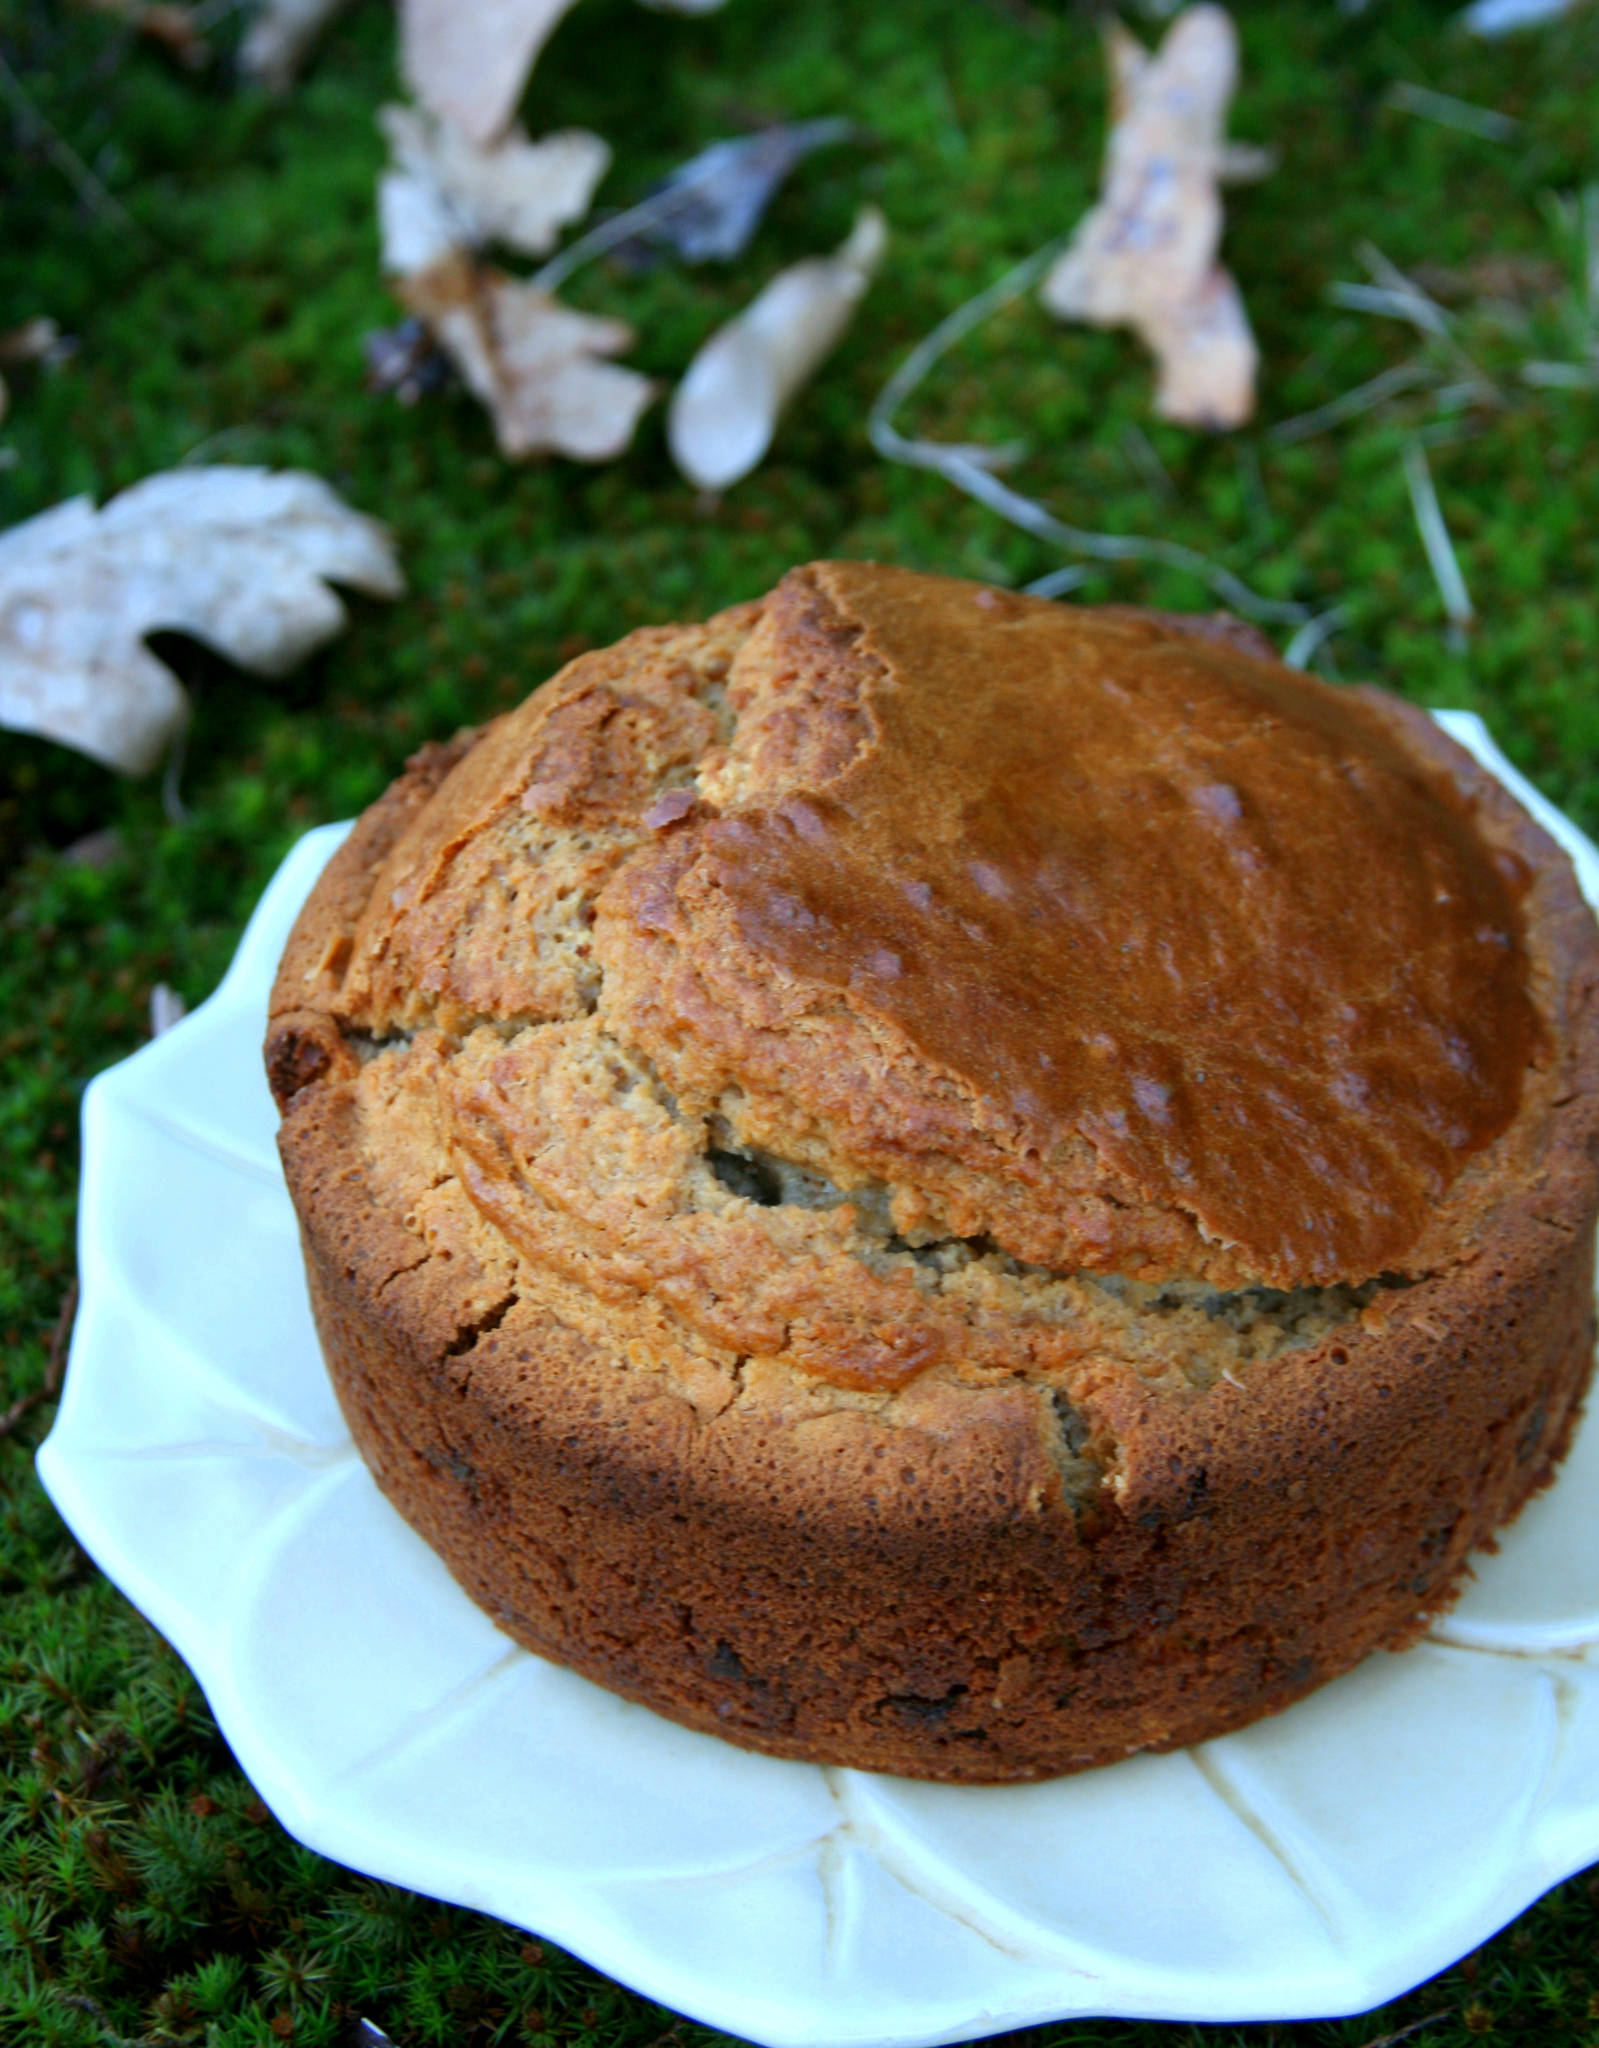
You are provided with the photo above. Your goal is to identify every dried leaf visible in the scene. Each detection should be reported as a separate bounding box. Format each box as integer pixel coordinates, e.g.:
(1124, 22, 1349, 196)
(1460, 0, 1578, 29)
(61, 828, 123, 868)
(238, 0, 353, 90)
(377, 160, 461, 280)
(0, 316, 65, 366)
(378, 103, 610, 270)
(86, 0, 209, 70)
(1040, 5, 1259, 430)
(0, 316, 70, 434)
(400, 0, 583, 148)
(363, 318, 455, 404)
(0, 468, 402, 776)
(400, 252, 655, 461)
(1138, 265, 1255, 430)
(140, 2, 207, 65)
(616, 119, 852, 267)
(398, 0, 733, 148)
(668, 204, 887, 490)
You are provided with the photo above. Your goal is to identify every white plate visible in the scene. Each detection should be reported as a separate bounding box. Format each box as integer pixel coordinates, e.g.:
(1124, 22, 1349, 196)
(38, 711, 1599, 2048)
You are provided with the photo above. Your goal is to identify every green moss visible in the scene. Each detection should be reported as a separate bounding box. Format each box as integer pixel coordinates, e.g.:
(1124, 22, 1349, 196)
(3, 0, 1598, 2039)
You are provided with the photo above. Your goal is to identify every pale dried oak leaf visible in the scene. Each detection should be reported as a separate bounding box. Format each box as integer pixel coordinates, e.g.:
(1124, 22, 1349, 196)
(0, 467, 402, 776)
(400, 251, 655, 461)
(400, 0, 732, 148)
(1041, 4, 1259, 430)
(378, 103, 610, 270)
(400, 0, 583, 148)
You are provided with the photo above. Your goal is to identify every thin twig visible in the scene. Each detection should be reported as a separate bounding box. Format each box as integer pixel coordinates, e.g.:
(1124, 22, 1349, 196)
(1431, 377, 1489, 410)
(1023, 564, 1094, 599)
(532, 119, 853, 296)
(1330, 281, 1452, 332)
(1360, 242, 1453, 323)
(1122, 421, 1177, 502)
(161, 704, 191, 825)
(59, 1991, 144, 2048)
(1269, 359, 1432, 445)
(868, 242, 1310, 628)
(1283, 603, 1348, 670)
(0, 51, 148, 242)
(1543, 180, 1599, 362)
(1402, 436, 1474, 643)
(1234, 436, 1273, 547)
(871, 235, 1067, 423)
(1348, 243, 1500, 400)
(1385, 82, 1521, 144)
(1356, 2010, 1451, 2048)
(0, 1278, 78, 1445)
(1521, 358, 1596, 388)
(1416, 416, 1483, 450)
(533, 167, 740, 296)
(178, 423, 274, 466)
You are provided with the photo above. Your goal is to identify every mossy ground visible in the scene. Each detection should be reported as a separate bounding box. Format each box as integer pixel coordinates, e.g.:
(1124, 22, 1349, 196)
(3, 0, 1599, 2041)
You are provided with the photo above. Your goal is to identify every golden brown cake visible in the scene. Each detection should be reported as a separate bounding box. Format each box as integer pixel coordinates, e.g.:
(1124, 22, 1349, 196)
(266, 561, 1599, 1782)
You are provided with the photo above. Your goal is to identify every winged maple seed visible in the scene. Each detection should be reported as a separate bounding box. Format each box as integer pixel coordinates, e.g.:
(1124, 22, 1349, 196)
(0, 468, 402, 776)
(1041, 4, 1264, 431)
(398, 253, 656, 462)
(613, 121, 853, 268)
(668, 204, 887, 490)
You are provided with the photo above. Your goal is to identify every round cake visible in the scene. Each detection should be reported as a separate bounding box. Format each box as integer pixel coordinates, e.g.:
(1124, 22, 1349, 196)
(266, 561, 1599, 1782)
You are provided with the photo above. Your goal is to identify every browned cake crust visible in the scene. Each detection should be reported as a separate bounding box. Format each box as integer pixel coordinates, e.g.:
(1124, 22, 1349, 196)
(267, 563, 1599, 1782)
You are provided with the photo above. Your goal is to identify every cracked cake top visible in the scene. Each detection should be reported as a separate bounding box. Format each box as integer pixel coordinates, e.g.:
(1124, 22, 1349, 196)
(268, 561, 1566, 1408)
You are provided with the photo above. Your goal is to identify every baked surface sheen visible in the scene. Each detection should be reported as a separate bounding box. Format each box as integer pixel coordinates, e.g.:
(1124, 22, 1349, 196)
(268, 563, 1599, 1782)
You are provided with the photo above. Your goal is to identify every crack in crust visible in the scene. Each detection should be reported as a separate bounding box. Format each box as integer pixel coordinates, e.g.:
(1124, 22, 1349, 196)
(265, 577, 1584, 1429)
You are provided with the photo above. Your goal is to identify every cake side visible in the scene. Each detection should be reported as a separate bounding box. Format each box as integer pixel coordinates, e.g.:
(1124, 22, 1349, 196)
(267, 565, 1599, 1780)
(280, 1053, 1596, 1777)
